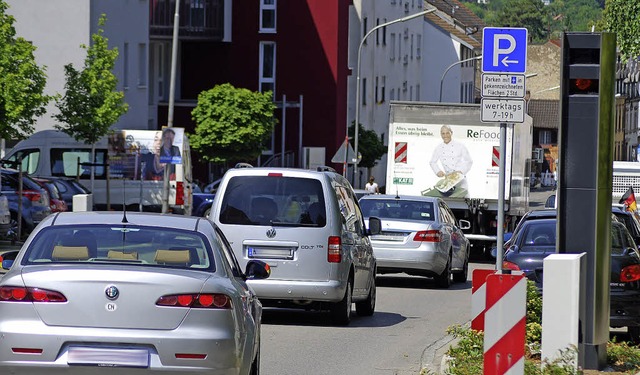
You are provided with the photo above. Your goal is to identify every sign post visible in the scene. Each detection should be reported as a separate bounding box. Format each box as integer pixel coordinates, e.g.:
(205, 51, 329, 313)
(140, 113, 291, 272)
(481, 27, 528, 273)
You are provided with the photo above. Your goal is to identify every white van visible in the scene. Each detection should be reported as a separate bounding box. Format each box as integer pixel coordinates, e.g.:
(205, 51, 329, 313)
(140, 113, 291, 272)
(4, 129, 192, 214)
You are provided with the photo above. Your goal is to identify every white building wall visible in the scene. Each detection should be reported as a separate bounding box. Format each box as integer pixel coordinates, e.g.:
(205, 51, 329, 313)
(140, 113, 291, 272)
(7, 0, 149, 133)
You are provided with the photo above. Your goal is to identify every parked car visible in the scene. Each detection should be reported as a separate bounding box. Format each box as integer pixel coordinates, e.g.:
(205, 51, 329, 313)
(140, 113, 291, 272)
(208, 165, 381, 325)
(501, 218, 640, 341)
(0, 168, 51, 238)
(0, 211, 270, 373)
(359, 194, 471, 287)
(32, 177, 68, 213)
(0, 195, 11, 239)
(192, 184, 215, 217)
(49, 177, 92, 212)
(611, 204, 640, 246)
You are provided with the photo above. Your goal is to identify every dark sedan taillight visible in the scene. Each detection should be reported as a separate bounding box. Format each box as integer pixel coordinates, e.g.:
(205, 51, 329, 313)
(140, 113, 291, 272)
(620, 264, 640, 282)
(414, 230, 441, 242)
(0, 286, 67, 302)
(23, 189, 49, 207)
(502, 261, 521, 271)
(156, 293, 232, 309)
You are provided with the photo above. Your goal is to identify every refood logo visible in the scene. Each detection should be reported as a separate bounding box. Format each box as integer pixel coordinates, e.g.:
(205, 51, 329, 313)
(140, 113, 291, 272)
(467, 129, 500, 139)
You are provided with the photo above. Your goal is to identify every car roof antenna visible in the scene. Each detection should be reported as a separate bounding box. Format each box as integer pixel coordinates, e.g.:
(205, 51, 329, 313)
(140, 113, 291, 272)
(121, 188, 128, 223)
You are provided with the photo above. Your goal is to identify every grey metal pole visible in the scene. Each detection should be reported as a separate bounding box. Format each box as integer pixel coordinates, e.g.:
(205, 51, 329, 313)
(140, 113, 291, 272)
(352, 8, 436, 187)
(298, 95, 303, 167)
(281, 94, 286, 167)
(495, 122, 508, 271)
(439, 55, 482, 102)
(162, 0, 180, 214)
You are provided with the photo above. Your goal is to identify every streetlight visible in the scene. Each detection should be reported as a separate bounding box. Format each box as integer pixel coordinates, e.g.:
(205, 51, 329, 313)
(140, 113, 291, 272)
(439, 55, 482, 102)
(351, 7, 437, 186)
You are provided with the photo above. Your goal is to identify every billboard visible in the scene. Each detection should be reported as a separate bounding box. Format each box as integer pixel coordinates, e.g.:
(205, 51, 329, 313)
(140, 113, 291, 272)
(108, 128, 185, 181)
(386, 122, 513, 200)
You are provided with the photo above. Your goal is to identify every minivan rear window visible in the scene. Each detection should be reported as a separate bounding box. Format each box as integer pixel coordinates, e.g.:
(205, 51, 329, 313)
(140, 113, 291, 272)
(219, 176, 326, 227)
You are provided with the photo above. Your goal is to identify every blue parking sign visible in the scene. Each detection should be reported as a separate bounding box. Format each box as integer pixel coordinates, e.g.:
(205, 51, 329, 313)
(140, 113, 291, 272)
(482, 27, 528, 74)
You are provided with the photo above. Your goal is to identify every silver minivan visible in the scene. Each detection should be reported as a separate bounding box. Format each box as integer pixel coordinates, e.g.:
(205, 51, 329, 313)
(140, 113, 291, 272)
(208, 166, 381, 325)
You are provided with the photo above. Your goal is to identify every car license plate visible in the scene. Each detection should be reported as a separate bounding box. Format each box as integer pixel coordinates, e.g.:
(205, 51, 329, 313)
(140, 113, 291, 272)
(67, 347, 149, 368)
(247, 246, 294, 260)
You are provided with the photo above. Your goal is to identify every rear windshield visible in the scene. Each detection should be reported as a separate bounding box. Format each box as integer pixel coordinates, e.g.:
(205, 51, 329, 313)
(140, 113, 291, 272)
(219, 176, 326, 227)
(22, 225, 214, 271)
(360, 199, 435, 221)
(520, 222, 556, 249)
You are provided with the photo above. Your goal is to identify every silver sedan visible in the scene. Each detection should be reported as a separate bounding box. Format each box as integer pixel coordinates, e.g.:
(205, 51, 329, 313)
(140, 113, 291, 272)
(359, 195, 471, 288)
(0, 211, 270, 374)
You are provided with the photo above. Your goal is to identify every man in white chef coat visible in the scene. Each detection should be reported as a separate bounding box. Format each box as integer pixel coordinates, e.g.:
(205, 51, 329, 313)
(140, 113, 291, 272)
(429, 125, 473, 196)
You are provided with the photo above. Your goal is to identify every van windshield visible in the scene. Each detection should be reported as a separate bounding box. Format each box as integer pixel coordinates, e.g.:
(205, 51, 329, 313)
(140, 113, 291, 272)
(219, 176, 326, 227)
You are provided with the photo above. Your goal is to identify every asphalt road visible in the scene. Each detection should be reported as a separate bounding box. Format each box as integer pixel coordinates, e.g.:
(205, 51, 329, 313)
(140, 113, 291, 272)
(260, 262, 494, 375)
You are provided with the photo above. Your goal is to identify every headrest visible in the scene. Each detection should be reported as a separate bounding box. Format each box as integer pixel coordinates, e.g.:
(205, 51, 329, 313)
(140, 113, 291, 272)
(154, 249, 190, 264)
(52, 246, 90, 260)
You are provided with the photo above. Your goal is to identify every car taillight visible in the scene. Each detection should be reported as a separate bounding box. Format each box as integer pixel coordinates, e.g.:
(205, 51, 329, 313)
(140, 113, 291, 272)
(156, 293, 232, 309)
(620, 264, 640, 282)
(176, 182, 184, 205)
(22, 190, 41, 202)
(414, 230, 441, 242)
(328, 236, 341, 263)
(502, 261, 521, 271)
(0, 286, 67, 302)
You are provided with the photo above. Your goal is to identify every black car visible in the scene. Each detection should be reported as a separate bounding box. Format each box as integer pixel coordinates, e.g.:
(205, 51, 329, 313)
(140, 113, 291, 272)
(611, 204, 640, 246)
(49, 177, 92, 211)
(502, 218, 640, 341)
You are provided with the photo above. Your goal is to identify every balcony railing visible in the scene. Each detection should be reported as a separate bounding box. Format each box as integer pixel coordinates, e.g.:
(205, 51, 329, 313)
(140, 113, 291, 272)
(150, 0, 223, 40)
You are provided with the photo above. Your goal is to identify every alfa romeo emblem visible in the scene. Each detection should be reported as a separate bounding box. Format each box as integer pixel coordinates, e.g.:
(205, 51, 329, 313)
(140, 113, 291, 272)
(266, 228, 276, 238)
(105, 285, 119, 300)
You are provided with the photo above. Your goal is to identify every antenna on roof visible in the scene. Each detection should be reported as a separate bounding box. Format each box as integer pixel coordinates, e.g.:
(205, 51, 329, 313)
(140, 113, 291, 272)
(121, 187, 128, 223)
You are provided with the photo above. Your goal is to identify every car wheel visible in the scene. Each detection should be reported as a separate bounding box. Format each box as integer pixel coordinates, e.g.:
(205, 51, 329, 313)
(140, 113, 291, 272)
(435, 255, 452, 289)
(628, 326, 640, 344)
(453, 256, 469, 283)
(249, 344, 260, 375)
(356, 273, 376, 316)
(203, 208, 211, 218)
(330, 279, 352, 325)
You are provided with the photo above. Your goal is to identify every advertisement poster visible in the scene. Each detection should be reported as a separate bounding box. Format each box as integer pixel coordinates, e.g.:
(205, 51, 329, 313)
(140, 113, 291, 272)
(108, 128, 185, 181)
(386, 122, 513, 200)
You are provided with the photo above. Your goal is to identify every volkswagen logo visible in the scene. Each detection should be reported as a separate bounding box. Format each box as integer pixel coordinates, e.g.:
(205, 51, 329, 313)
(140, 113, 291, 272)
(266, 228, 276, 238)
(105, 285, 119, 300)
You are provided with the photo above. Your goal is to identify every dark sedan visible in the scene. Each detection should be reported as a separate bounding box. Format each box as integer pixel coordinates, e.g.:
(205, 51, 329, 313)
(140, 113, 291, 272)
(502, 218, 640, 341)
(192, 184, 215, 217)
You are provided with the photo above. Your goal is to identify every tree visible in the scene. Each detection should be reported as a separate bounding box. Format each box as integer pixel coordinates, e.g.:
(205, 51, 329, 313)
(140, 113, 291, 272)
(54, 14, 128, 145)
(54, 14, 128, 190)
(0, 0, 51, 140)
(487, 0, 549, 43)
(600, 0, 640, 59)
(190, 83, 276, 164)
(348, 122, 387, 171)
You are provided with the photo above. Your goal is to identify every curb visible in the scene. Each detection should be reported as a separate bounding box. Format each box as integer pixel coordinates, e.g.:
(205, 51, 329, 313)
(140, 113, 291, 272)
(420, 333, 461, 374)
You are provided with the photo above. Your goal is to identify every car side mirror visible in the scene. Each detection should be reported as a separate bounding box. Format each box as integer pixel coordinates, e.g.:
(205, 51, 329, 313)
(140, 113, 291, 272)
(458, 219, 471, 230)
(367, 217, 381, 235)
(1, 250, 19, 270)
(245, 260, 271, 280)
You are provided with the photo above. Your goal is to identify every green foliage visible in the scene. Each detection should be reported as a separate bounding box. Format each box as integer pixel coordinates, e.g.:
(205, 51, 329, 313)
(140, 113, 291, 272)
(0, 0, 51, 140)
(347, 122, 387, 169)
(464, 0, 602, 44)
(189, 83, 276, 163)
(600, 0, 640, 60)
(607, 340, 640, 371)
(54, 14, 128, 145)
(445, 324, 484, 375)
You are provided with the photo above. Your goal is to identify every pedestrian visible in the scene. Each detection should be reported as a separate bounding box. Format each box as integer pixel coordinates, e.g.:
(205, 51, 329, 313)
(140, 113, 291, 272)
(365, 176, 379, 194)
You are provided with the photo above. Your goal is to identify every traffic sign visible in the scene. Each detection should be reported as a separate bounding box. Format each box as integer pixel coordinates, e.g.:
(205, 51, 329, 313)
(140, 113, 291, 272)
(481, 73, 526, 98)
(482, 27, 528, 73)
(481, 98, 525, 123)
